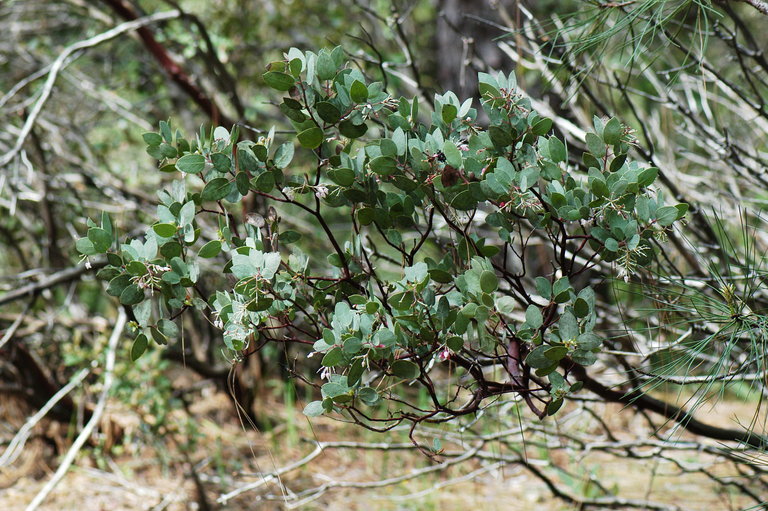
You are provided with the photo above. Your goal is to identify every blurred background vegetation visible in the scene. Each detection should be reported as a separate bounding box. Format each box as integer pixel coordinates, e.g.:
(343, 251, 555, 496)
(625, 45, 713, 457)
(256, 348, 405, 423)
(2, 0, 768, 509)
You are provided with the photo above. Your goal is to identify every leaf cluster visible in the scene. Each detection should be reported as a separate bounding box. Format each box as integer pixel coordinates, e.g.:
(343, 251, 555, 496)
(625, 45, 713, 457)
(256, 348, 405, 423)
(77, 46, 687, 423)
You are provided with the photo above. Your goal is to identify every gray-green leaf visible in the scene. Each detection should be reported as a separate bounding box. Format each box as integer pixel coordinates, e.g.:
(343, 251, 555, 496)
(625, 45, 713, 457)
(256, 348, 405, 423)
(176, 154, 206, 174)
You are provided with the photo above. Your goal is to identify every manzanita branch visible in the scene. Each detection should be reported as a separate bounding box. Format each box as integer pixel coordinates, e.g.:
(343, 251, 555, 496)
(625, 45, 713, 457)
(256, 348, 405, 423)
(99, 0, 234, 126)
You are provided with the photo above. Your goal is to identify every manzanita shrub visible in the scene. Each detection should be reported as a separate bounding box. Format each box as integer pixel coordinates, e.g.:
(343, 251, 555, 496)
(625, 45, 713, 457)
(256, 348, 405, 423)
(78, 47, 687, 426)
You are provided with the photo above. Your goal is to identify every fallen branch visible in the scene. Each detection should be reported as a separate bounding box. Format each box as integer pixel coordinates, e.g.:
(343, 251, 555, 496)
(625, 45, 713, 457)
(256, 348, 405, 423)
(24, 308, 127, 511)
(0, 368, 90, 467)
(567, 361, 768, 448)
(0, 298, 33, 350)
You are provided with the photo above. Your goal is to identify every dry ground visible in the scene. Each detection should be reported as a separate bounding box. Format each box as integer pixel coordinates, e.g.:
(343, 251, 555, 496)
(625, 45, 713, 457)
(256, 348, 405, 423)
(1, 368, 765, 511)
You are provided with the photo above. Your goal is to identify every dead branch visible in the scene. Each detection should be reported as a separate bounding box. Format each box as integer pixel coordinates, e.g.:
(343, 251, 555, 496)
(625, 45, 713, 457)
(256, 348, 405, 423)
(24, 308, 126, 511)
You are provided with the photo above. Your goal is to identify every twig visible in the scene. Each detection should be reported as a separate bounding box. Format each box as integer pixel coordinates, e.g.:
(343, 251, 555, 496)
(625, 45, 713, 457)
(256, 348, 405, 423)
(636, 369, 768, 385)
(24, 308, 127, 511)
(382, 461, 504, 501)
(0, 52, 81, 111)
(217, 445, 324, 504)
(0, 297, 34, 350)
(279, 443, 483, 508)
(598, 1, 637, 7)
(568, 362, 768, 448)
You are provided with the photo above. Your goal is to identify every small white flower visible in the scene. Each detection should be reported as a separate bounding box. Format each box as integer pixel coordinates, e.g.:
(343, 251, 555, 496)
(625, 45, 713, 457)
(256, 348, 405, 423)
(282, 187, 295, 201)
(314, 184, 329, 199)
(439, 349, 451, 361)
(231, 301, 247, 324)
(85, 260, 92, 270)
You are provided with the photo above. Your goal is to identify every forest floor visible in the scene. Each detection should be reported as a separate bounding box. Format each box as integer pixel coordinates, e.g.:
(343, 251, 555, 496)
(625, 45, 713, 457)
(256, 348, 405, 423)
(1, 364, 763, 511)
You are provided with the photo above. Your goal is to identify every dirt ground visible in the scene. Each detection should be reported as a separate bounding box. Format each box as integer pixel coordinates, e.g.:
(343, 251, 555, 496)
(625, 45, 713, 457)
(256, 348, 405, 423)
(1, 373, 765, 511)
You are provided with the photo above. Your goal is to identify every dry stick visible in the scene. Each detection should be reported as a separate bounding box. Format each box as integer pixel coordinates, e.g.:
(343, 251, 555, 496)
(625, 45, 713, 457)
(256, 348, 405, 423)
(0, 53, 81, 111)
(0, 298, 33, 350)
(281, 444, 484, 509)
(0, 367, 90, 467)
(383, 462, 504, 502)
(0, 10, 181, 169)
(24, 309, 127, 511)
(567, 362, 768, 448)
(217, 445, 324, 504)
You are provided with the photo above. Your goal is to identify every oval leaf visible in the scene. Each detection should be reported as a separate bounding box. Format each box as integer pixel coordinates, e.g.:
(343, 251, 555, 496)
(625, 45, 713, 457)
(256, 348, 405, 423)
(274, 142, 294, 169)
(201, 178, 232, 201)
(391, 359, 420, 379)
(198, 240, 222, 258)
(88, 228, 112, 253)
(131, 334, 148, 361)
(153, 223, 177, 238)
(350, 80, 368, 103)
(369, 156, 397, 175)
(316, 101, 341, 124)
(339, 120, 368, 138)
(328, 167, 355, 186)
(176, 154, 206, 174)
(263, 71, 295, 91)
(120, 284, 144, 305)
(479, 270, 498, 293)
(303, 400, 325, 417)
(297, 127, 324, 149)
